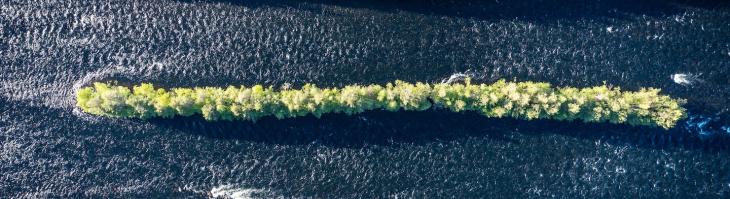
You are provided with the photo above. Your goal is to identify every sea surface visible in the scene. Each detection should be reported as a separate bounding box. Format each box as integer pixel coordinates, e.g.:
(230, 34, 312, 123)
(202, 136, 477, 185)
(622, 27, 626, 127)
(1, 0, 729, 198)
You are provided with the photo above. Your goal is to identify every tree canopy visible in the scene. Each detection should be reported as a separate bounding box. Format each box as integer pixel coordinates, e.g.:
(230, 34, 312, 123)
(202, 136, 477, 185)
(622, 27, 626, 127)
(76, 80, 686, 129)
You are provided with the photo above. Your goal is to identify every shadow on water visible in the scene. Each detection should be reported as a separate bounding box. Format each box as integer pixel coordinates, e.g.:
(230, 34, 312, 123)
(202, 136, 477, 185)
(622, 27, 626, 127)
(187, 0, 730, 21)
(151, 109, 730, 152)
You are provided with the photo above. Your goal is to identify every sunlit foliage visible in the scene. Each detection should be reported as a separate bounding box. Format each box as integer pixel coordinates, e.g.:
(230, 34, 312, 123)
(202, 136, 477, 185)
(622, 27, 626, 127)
(76, 80, 686, 129)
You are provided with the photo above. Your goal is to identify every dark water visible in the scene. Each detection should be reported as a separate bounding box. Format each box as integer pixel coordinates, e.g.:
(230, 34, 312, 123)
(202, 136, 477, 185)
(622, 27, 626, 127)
(1, 0, 730, 198)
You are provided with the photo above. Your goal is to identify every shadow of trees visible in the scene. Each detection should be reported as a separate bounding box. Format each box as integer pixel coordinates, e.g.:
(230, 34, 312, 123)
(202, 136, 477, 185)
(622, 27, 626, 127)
(151, 109, 730, 152)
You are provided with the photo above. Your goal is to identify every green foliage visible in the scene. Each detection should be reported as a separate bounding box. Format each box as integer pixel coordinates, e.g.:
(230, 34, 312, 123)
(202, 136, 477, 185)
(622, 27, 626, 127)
(75, 80, 687, 129)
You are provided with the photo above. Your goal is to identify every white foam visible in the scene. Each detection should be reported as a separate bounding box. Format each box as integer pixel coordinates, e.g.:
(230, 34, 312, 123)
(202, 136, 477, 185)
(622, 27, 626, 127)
(684, 114, 730, 137)
(209, 185, 270, 199)
(671, 74, 691, 85)
(671, 73, 701, 86)
(441, 71, 474, 84)
(606, 26, 616, 33)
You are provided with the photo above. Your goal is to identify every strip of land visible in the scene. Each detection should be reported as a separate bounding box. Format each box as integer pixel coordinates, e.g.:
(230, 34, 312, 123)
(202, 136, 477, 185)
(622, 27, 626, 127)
(76, 80, 686, 129)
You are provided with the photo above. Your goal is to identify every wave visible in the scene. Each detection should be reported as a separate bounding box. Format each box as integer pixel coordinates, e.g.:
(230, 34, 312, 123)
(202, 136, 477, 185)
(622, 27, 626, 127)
(671, 73, 703, 86)
(684, 113, 730, 138)
(209, 185, 273, 199)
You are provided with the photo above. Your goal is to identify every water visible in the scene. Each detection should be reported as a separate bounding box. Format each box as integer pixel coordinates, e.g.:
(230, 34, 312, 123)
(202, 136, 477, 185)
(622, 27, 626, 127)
(1, 0, 729, 198)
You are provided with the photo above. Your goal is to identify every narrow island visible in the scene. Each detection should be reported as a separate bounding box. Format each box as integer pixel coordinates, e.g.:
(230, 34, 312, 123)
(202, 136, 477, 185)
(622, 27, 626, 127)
(76, 79, 686, 129)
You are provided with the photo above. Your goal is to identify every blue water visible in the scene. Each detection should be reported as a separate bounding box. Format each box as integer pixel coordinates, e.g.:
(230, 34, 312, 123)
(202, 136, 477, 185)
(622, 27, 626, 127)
(1, 0, 729, 198)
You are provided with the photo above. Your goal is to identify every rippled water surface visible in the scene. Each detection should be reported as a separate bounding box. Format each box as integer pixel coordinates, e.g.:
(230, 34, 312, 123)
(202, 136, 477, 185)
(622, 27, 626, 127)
(1, 0, 730, 198)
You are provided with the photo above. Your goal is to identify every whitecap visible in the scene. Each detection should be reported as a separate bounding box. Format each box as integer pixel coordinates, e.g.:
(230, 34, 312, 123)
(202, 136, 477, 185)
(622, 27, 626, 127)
(441, 71, 475, 84)
(606, 26, 616, 33)
(670, 73, 702, 86)
(209, 184, 274, 199)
